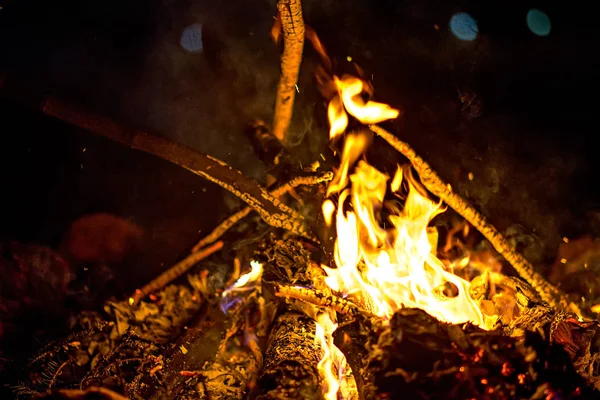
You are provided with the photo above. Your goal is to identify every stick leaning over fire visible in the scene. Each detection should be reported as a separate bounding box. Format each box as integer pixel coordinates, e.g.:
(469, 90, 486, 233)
(39, 97, 311, 239)
(370, 124, 579, 315)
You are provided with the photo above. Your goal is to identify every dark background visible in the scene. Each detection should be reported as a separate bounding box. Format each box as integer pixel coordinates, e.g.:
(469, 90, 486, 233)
(0, 0, 598, 397)
(0, 0, 598, 291)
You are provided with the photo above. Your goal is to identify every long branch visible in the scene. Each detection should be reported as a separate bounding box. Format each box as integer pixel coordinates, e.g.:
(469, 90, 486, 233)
(40, 97, 311, 238)
(370, 124, 579, 314)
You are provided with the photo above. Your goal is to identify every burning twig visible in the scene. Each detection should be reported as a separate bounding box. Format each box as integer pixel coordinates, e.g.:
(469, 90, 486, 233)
(272, 0, 305, 144)
(272, 284, 363, 317)
(369, 124, 577, 314)
(130, 240, 224, 305)
(37, 96, 312, 239)
(192, 172, 333, 252)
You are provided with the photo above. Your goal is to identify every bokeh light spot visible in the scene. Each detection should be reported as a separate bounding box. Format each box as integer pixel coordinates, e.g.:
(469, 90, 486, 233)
(180, 23, 203, 53)
(526, 9, 551, 36)
(449, 12, 478, 41)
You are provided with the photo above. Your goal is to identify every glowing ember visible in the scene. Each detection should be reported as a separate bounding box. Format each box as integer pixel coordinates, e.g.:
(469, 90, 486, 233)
(323, 74, 493, 329)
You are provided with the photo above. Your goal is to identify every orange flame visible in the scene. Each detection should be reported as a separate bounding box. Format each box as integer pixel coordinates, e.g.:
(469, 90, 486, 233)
(323, 75, 493, 329)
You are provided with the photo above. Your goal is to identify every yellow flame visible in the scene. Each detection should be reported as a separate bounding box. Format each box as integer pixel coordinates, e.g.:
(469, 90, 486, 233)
(326, 131, 371, 197)
(328, 95, 348, 140)
(221, 260, 263, 300)
(324, 74, 492, 330)
(322, 199, 336, 227)
(335, 75, 400, 124)
(234, 260, 263, 288)
(390, 165, 403, 193)
(315, 312, 342, 400)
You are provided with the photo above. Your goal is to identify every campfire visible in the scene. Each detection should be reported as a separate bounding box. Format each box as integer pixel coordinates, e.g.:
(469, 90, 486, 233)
(2, 1, 600, 399)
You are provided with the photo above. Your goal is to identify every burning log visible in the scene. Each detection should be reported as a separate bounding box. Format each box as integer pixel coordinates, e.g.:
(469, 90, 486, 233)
(252, 311, 324, 400)
(250, 237, 349, 400)
(272, 0, 305, 145)
(370, 124, 577, 315)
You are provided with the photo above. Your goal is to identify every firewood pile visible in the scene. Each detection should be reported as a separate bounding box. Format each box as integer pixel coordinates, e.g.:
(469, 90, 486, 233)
(2, 1, 600, 399)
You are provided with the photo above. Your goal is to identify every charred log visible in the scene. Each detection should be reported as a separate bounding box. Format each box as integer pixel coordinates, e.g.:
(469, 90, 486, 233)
(253, 312, 323, 400)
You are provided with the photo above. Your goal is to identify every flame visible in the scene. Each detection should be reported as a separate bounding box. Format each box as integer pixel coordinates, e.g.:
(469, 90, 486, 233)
(323, 74, 493, 329)
(315, 311, 344, 400)
(328, 75, 400, 141)
(326, 130, 371, 197)
(220, 260, 263, 313)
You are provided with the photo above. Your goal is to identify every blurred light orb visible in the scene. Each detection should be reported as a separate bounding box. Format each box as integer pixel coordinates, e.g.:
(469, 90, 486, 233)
(526, 9, 551, 36)
(449, 12, 478, 41)
(180, 23, 203, 53)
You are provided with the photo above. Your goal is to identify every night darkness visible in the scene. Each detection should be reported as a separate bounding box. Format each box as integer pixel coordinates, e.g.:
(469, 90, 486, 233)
(0, 0, 599, 396)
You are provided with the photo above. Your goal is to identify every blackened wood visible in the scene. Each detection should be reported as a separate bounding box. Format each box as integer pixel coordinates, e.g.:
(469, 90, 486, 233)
(253, 312, 324, 400)
(333, 316, 376, 400)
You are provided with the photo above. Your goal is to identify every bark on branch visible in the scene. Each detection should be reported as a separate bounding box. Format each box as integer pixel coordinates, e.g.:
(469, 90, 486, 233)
(253, 312, 323, 400)
(272, 0, 305, 145)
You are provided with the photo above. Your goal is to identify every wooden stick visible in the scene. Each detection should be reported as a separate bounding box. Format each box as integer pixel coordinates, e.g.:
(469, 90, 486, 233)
(130, 241, 224, 305)
(273, 284, 362, 317)
(39, 97, 311, 238)
(272, 0, 305, 144)
(192, 172, 333, 252)
(253, 312, 323, 399)
(370, 124, 579, 314)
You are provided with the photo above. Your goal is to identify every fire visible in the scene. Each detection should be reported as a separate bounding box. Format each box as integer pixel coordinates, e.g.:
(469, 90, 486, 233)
(327, 75, 400, 140)
(322, 74, 493, 329)
(220, 260, 263, 313)
(314, 311, 345, 400)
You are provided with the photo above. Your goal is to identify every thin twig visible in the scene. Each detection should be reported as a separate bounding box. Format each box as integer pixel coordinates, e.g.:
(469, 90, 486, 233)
(192, 172, 333, 252)
(130, 240, 224, 305)
(272, 0, 305, 144)
(39, 97, 311, 238)
(370, 124, 579, 315)
(48, 361, 69, 389)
